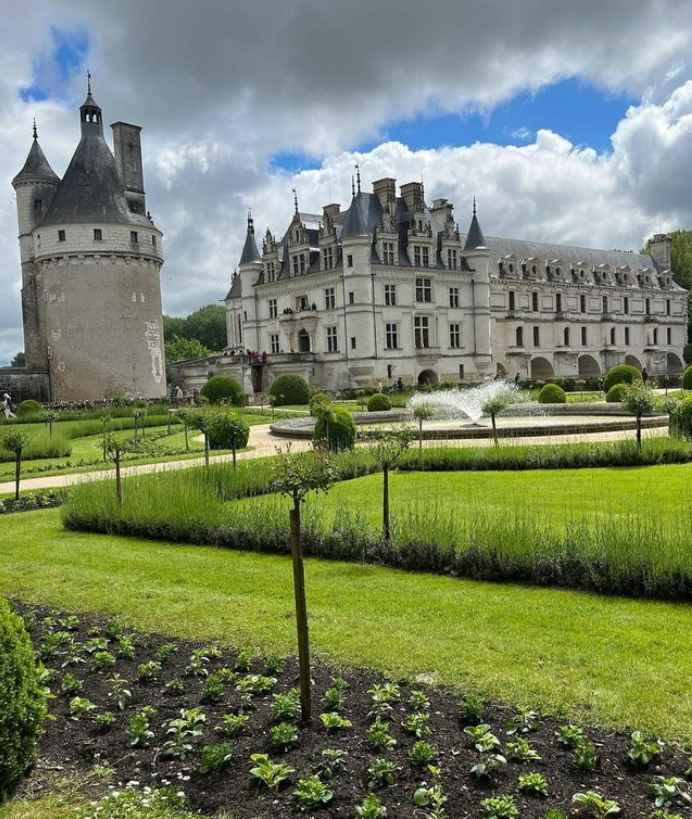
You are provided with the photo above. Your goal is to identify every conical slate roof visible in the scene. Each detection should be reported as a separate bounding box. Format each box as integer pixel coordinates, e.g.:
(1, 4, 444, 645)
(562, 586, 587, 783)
(40, 133, 150, 227)
(239, 222, 262, 265)
(463, 210, 486, 251)
(341, 193, 370, 238)
(12, 139, 60, 186)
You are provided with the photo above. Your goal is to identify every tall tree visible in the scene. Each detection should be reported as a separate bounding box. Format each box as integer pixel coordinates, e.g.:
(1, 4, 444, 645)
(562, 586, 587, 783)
(165, 336, 213, 364)
(184, 304, 227, 351)
(10, 352, 25, 367)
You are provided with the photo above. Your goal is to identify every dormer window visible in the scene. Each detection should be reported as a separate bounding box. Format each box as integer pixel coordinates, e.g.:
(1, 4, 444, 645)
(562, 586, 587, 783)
(322, 246, 334, 270)
(446, 248, 457, 270)
(383, 242, 395, 265)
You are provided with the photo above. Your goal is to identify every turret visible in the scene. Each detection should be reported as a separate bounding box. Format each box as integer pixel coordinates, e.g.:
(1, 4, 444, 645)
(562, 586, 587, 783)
(80, 72, 104, 137)
(462, 200, 492, 368)
(238, 210, 263, 350)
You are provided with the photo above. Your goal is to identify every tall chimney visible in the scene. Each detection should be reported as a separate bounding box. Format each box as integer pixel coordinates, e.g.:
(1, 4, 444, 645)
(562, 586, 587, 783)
(111, 121, 146, 215)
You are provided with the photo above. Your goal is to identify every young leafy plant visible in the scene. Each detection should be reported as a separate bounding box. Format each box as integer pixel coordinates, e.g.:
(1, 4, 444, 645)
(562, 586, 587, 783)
(368, 719, 397, 750)
(272, 689, 301, 722)
(201, 673, 224, 704)
(221, 712, 250, 736)
(408, 690, 431, 713)
(127, 707, 156, 747)
(481, 796, 519, 819)
(314, 749, 348, 781)
(320, 712, 352, 732)
(573, 738, 598, 772)
(471, 754, 507, 781)
(628, 731, 664, 769)
(402, 712, 432, 738)
(648, 777, 692, 809)
(69, 696, 96, 720)
(557, 724, 585, 747)
(506, 737, 541, 762)
(199, 742, 234, 775)
(409, 741, 438, 768)
(518, 772, 550, 797)
(572, 791, 621, 818)
(95, 711, 117, 732)
(107, 674, 132, 711)
(270, 722, 299, 751)
(249, 753, 295, 790)
(356, 793, 387, 819)
(293, 775, 334, 812)
(505, 707, 540, 735)
(164, 678, 186, 697)
(60, 672, 83, 695)
(368, 758, 398, 790)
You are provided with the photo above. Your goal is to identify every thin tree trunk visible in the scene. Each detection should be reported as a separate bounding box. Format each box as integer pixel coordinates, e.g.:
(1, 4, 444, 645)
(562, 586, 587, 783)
(232, 437, 237, 469)
(184, 424, 189, 452)
(491, 414, 499, 447)
(204, 431, 210, 467)
(419, 420, 423, 463)
(383, 463, 390, 543)
(290, 499, 311, 722)
(115, 449, 122, 505)
(637, 416, 642, 450)
(14, 452, 21, 501)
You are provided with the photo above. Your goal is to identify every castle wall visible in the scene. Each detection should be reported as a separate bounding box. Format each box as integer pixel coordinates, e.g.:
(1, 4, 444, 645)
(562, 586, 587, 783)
(0, 368, 50, 403)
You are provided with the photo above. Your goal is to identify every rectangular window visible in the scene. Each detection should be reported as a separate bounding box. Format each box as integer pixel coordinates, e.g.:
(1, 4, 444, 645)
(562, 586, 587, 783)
(447, 248, 457, 270)
(555, 293, 562, 313)
(459, 364, 465, 380)
(270, 333, 280, 354)
(34, 199, 43, 212)
(580, 294, 586, 313)
(58, 230, 66, 242)
(130, 231, 138, 243)
(326, 326, 338, 352)
(268, 299, 278, 319)
(350, 336, 356, 350)
(414, 246, 421, 267)
(348, 291, 354, 305)
(667, 327, 672, 345)
(532, 292, 539, 312)
(449, 287, 459, 308)
(292, 255, 300, 276)
(387, 364, 393, 379)
(581, 326, 587, 346)
(508, 291, 516, 311)
(602, 295, 608, 313)
(152, 235, 157, 248)
(347, 254, 353, 268)
(382, 242, 395, 265)
(646, 298, 651, 315)
(322, 246, 334, 270)
(422, 246, 429, 267)
(449, 323, 461, 349)
(533, 326, 540, 346)
(324, 287, 336, 310)
(414, 316, 430, 349)
(385, 323, 399, 350)
(667, 299, 671, 316)
(415, 277, 432, 303)
(624, 297, 630, 314)
(384, 284, 397, 306)
(93, 229, 102, 241)
(625, 326, 630, 346)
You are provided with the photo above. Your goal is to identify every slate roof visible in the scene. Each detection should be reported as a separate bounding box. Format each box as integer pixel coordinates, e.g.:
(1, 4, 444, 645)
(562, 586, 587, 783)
(239, 228, 262, 265)
(40, 134, 151, 228)
(463, 212, 486, 251)
(12, 139, 60, 186)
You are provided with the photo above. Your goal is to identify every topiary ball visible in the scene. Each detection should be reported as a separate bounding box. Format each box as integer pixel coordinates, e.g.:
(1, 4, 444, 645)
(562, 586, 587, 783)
(313, 407, 356, 451)
(606, 383, 630, 403)
(367, 393, 392, 412)
(682, 365, 692, 391)
(603, 365, 641, 393)
(269, 374, 311, 406)
(16, 400, 42, 418)
(537, 384, 567, 404)
(207, 410, 250, 451)
(0, 599, 46, 799)
(309, 392, 332, 417)
(199, 375, 245, 407)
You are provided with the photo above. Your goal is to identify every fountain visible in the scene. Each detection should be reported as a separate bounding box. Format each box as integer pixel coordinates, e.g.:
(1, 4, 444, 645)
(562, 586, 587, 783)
(406, 381, 523, 426)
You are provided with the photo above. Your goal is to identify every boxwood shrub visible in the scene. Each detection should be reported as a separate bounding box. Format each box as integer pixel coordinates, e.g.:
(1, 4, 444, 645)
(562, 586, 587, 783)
(207, 410, 250, 451)
(538, 384, 566, 404)
(314, 407, 357, 451)
(269, 374, 311, 406)
(673, 395, 692, 437)
(603, 364, 641, 393)
(367, 392, 392, 412)
(309, 392, 332, 417)
(606, 383, 630, 403)
(16, 399, 42, 418)
(0, 598, 46, 799)
(200, 376, 245, 407)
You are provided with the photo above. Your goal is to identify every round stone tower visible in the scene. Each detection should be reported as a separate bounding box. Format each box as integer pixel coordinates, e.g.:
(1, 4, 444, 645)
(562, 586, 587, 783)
(12, 81, 166, 402)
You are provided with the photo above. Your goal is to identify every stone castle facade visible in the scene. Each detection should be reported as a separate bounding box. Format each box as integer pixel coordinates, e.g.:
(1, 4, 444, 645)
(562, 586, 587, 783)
(210, 173, 687, 394)
(5, 81, 166, 402)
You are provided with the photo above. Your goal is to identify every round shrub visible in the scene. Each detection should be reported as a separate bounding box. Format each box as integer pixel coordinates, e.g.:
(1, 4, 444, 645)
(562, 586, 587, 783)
(603, 365, 641, 393)
(0, 598, 46, 798)
(269, 374, 311, 406)
(606, 383, 630, 403)
(537, 384, 566, 404)
(199, 375, 245, 407)
(309, 392, 332, 417)
(682, 365, 692, 391)
(207, 410, 250, 451)
(16, 400, 41, 418)
(367, 392, 392, 412)
(314, 407, 356, 452)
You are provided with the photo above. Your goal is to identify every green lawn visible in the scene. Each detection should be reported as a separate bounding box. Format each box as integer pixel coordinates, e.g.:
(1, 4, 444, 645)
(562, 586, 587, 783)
(2, 509, 692, 740)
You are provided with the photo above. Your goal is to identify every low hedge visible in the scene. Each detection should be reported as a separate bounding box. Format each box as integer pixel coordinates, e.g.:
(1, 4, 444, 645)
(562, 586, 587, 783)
(603, 365, 641, 393)
(538, 384, 566, 404)
(0, 599, 46, 799)
(200, 376, 245, 407)
(606, 383, 630, 403)
(16, 400, 41, 418)
(269, 374, 311, 406)
(367, 393, 392, 412)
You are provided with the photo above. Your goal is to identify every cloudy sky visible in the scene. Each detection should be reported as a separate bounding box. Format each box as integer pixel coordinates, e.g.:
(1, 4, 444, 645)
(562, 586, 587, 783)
(2, 0, 692, 364)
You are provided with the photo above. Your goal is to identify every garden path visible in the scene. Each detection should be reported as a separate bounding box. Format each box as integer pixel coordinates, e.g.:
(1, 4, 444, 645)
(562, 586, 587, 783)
(0, 422, 666, 495)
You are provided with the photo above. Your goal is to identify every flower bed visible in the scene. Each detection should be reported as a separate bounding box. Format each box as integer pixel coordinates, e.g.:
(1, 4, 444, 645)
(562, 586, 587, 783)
(15, 603, 692, 818)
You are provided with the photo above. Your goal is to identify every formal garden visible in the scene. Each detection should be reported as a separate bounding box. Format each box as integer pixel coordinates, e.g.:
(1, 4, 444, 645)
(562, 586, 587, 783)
(4, 366, 692, 818)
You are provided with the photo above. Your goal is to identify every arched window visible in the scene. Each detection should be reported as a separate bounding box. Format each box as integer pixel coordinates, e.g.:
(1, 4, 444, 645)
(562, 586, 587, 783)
(516, 326, 524, 347)
(610, 328, 616, 345)
(564, 327, 570, 346)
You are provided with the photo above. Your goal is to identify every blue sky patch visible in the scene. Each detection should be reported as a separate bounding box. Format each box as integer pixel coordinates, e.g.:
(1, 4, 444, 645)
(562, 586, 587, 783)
(19, 26, 89, 103)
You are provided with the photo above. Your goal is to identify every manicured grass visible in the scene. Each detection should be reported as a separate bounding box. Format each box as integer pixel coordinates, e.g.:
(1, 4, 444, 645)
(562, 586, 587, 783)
(3, 509, 692, 740)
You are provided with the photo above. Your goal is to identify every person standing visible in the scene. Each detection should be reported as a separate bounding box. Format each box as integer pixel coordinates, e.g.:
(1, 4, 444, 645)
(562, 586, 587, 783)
(642, 368, 649, 384)
(2, 393, 15, 419)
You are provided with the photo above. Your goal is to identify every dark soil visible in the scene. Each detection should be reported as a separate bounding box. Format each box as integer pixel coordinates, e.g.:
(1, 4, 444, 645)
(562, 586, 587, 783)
(17, 603, 692, 818)
(0, 492, 64, 514)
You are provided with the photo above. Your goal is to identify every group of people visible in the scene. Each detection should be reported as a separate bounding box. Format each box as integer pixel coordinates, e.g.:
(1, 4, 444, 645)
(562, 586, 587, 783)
(2, 393, 15, 419)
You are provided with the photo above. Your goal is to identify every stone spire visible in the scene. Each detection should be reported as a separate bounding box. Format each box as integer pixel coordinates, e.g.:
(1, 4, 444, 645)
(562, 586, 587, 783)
(463, 198, 487, 251)
(239, 208, 262, 265)
(80, 71, 103, 137)
(12, 122, 60, 187)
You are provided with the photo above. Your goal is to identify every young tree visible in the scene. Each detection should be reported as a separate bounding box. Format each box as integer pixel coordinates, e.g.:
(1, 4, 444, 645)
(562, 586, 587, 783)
(101, 415, 113, 462)
(102, 432, 125, 505)
(40, 410, 58, 438)
(187, 409, 211, 466)
(482, 394, 512, 447)
(412, 403, 435, 463)
(132, 408, 147, 440)
(623, 382, 656, 450)
(368, 427, 414, 543)
(2, 431, 29, 501)
(271, 448, 335, 722)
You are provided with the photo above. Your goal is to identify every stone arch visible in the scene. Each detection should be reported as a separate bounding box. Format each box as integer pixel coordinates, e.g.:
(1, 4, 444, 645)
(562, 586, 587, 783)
(530, 356, 554, 380)
(297, 329, 311, 353)
(417, 369, 438, 387)
(667, 351, 684, 375)
(578, 354, 601, 377)
(496, 362, 508, 378)
(625, 354, 642, 371)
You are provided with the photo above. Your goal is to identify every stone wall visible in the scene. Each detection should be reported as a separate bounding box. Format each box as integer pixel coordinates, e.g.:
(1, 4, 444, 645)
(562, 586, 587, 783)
(0, 368, 50, 402)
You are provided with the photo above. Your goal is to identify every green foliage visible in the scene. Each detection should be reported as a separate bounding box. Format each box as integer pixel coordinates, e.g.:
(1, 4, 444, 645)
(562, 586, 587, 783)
(538, 384, 567, 404)
(683, 365, 692, 391)
(556, 724, 585, 747)
(249, 753, 295, 790)
(206, 410, 250, 451)
(518, 772, 550, 796)
(76, 785, 192, 819)
(459, 693, 485, 725)
(270, 721, 299, 751)
(199, 375, 245, 407)
(16, 400, 42, 418)
(164, 304, 227, 351)
(368, 718, 397, 750)
(0, 600, 47, 799)
(367, 393, 392, 412)
(165, 335, 213, 364)
(69, 696, 95, 720)
(648, 777, 692, 809)
(309, 393, 332, 416)
(271, 689, 301, 722)
(320, 712, 352, 732)
(367, 758, 398, 789)
(199, 742, 233, 775)
(271, 449, 336, 503)
(481, 795, 519, 819)
(606, 383, 630, 403)
(127, 707, 155, 747)
(623, 383, 657, 418)
(313, 407, 357, 452)
(574, 738, 598, 771)
(356, 793, 387, 818)
(293, 775, 333, 811)
(603, 364, 642, 393)
(10, 351, 25, 367)
(573, 791, 621, 817)
(221, 712, 250, 736)
(1, 430, 29, 455)
(408, 741, 438, 767)
(506, 737, 541, 761)
(628, 731, 664, 768)
(95, 711, 117, 732)
(269, 374, 311, 406)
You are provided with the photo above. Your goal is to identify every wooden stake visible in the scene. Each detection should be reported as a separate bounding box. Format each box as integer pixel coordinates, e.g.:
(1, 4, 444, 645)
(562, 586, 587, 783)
(290, 500, 311, 722)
